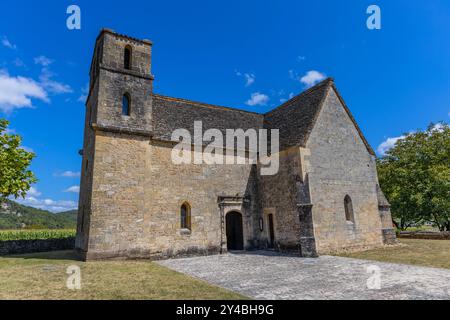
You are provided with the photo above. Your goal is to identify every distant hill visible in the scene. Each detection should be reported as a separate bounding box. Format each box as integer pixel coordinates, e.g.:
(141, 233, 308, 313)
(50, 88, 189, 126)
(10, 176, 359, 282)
(0, 200, 77, 230)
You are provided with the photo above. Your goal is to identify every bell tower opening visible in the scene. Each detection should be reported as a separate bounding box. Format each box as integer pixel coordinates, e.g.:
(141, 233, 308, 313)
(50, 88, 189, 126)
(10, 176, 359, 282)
(124, 45, 132, 70)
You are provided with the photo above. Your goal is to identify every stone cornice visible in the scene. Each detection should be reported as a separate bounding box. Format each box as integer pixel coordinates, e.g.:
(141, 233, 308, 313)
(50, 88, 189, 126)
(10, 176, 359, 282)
(99, 28, 153, 46)
(99, 64, 155, 81)
(91, 123, 153, 138)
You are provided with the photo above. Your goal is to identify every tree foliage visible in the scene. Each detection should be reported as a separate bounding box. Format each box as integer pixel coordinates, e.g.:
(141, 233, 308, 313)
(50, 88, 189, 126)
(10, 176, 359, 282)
(0, 119, 37, 202)
(377, 123, 450, 231)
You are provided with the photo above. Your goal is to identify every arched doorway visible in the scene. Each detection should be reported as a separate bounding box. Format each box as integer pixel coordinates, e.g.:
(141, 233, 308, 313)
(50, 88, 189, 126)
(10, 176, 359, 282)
(226, 211, 244, 250)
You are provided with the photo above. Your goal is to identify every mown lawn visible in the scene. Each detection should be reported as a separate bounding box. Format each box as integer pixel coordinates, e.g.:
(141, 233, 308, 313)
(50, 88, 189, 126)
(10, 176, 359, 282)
(0, 251, 246, 300)
(338, 239, 450, 269)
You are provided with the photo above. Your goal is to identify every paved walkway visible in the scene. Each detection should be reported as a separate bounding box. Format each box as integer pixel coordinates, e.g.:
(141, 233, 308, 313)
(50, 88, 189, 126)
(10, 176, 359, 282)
(157, 251, 450, 300)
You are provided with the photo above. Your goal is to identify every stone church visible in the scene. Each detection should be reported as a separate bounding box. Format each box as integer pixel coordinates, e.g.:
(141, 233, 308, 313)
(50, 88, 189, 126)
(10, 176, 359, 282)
(75, 29, 396, 260)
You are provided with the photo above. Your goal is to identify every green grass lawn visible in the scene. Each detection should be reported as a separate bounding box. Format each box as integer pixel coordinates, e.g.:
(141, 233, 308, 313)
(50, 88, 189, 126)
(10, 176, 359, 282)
(338, 239, 450, 269)
(0, 251, 246, 300)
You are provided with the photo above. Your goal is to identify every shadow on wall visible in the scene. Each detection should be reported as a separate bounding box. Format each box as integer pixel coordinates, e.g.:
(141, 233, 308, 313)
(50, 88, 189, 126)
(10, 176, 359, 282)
(0, 238, 75, 258)
(0, 250, 79, 261)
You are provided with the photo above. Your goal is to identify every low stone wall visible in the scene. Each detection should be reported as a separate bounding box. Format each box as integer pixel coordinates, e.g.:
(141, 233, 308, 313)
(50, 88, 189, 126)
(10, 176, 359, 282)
(0, 237, 75, 255)
(398, 231, 450, 240)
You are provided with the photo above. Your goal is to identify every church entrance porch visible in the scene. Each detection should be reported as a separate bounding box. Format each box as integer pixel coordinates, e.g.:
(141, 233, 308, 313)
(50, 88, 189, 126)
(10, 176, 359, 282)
(218, 196, 251, 253)
(226, 211, 244, 250)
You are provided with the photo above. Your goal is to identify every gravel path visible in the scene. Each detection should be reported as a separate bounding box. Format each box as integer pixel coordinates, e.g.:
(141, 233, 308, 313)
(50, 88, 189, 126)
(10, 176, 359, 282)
(157, 251, 450, 300)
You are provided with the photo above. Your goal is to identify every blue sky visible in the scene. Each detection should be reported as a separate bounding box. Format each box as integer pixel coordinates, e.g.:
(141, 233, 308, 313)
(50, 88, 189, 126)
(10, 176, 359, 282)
(0, 0, 449, 212)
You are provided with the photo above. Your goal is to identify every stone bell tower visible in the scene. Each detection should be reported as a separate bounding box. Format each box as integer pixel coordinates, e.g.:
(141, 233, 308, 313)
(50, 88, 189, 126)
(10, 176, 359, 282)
(87, 28, 154, 134)
(76, 29, 154, 259)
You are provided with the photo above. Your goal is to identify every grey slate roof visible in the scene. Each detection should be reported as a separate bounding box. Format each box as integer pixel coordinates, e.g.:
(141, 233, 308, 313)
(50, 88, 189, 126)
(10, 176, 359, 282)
(152, 94, 264, 142)
(151, 78, 375, 155)
(263, 78, 332, 151)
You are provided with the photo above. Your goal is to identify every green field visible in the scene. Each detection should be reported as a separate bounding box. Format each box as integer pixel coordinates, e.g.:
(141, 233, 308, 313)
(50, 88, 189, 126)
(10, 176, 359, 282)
(0, 229, 76, 241)
(0, 251, 246, 300)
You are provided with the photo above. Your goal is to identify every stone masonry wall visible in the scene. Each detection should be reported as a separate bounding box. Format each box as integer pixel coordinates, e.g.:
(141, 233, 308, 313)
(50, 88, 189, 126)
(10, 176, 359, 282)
(306, 88, 383, 254)
(86, 131, 148, 259)
(101, 30, 152, 77)
(95, 68, 153, 132)
(259, 148, 302, 251)
(86, 133, 261, 259)
(75, 76, 99, 252)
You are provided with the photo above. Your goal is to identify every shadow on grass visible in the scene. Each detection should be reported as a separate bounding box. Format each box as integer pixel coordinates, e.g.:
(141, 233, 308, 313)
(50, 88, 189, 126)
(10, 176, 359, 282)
(5, 250, 80, 261)
(6, 249, 307, 263)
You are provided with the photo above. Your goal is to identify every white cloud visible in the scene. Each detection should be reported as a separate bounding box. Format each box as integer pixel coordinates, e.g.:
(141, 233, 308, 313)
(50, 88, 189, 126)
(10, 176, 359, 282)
(431, 123, 444, 132)
(377, 135, 406, 156)
(55, 171, 81, 178)
(377, 124, 447, 156)
(244, 73, 255, 87)
(33, 57, 73, 94)
(235, 70, 255, 87)
(78, 83, 89, 103)
(28, 187, 42, 197)
(20, 146, 34, 153)
(2, 37, 16, 50)
(64, 186, 80, 193)
(246, 92, 269, 106)
(279, 92, 295, 104)
(288, 69, 298, 80)
(0, 65, 72, 112)
(4, 127, 16, 134)
(39, 68, 72, 94)
(300, 70, 326, 88)
(78, 95, 87, 103)
(297, 56, 306, 62)
(34, 55, 54, 67)
(15, 196, 77, 213)
(13, 58, 25, 67)
(0, 70, 49, 113)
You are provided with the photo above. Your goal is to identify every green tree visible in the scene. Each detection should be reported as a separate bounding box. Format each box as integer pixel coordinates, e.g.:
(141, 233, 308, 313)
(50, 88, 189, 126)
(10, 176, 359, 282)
(377, 123, 450, 231)
(0, 119, 37, 203)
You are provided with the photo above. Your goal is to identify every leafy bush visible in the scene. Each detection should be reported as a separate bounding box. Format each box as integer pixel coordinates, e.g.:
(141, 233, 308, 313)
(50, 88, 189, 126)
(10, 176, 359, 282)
(0, 229, 76, 241)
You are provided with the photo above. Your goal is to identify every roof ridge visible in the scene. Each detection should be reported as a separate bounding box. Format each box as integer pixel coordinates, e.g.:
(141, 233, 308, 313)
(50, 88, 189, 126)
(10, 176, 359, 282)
(152, 78, 334, 117)
(152, 93, 262, 116)
(299, 81, 333, 145)
(264, 77, 334, 116)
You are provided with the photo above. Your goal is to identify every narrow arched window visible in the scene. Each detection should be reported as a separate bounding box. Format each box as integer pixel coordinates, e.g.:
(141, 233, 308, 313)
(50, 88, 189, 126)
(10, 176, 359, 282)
(344, 195, 355, 223)
(122, 93, 130, 116)
(181, 203, 191, 230)
(124, 46, 132, 70)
